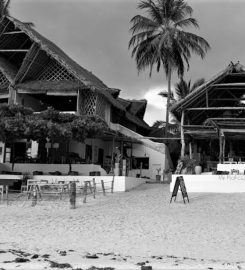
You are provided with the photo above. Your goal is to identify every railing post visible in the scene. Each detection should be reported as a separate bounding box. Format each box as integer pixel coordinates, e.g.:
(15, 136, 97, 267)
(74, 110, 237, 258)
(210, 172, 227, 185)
(83, 182, 88, 203)
(92, 178, 96, 198)
(101, 180, 105, 196)
(111, 176, 114, 193)
(69, 181, 76, 209)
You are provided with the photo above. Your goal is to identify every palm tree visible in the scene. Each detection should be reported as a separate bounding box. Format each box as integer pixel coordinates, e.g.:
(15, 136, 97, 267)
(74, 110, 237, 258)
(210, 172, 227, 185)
(129, 0, 210, 137)
(0, 0, 10, 20)
(159, 77, 205, 157)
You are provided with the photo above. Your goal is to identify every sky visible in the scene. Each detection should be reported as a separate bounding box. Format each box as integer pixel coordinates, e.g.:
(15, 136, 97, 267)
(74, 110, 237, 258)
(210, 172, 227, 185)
(9, 0, 245, 125)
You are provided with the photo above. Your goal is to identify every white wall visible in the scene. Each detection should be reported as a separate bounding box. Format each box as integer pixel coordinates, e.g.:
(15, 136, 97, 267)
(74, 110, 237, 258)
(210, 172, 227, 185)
(171, 174, 245, 193)
(131, 143, 167, 180)
(32, 175, 145, 192)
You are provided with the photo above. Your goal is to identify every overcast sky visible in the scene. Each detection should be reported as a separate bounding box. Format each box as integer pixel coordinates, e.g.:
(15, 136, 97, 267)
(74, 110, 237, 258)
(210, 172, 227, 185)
(10, 0, 245, 125)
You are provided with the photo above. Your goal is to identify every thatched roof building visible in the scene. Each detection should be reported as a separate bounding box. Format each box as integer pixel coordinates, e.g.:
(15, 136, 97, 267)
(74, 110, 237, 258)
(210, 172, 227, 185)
(171, 61, 245, 164)
(0, 15, 150, 133)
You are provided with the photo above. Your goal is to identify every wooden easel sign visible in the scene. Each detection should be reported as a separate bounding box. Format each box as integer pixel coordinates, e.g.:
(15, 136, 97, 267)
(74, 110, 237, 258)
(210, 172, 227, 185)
(170, 176, 189, 204)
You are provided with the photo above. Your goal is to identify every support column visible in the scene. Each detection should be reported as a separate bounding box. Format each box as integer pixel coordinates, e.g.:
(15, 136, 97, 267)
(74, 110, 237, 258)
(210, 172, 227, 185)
(110, 137, 115, 173)
(189, 142, 193, 159)
(181, 111, 185, 158)
(219, 133, 222, 163)
(8, 85, 16, 105)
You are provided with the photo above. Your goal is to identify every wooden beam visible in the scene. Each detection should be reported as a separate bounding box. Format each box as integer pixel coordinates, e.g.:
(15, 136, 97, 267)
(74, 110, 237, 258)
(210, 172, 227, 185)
(214, 83, 245, 87)
(221, 129, 245, 133)
(3, 31, 25, 35)
(183, 125, 214, 128)
(0, 49, 28, 52)
(186, 107, 245, 111)
(209, 98, 245, 101)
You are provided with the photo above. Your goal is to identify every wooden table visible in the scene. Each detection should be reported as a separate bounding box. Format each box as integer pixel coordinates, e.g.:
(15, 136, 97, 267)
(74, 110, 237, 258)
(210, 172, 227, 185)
(38, 183, 68, 199)
(0, 175, 23, 200)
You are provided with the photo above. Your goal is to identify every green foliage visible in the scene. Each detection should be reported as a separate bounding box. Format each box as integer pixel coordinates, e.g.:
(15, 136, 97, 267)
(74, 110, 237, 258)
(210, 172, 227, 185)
(0, 105, 109, 143)
(129, 0, 210, 77)
(0, 103, 33, 117)
(180, 156, 197, 173)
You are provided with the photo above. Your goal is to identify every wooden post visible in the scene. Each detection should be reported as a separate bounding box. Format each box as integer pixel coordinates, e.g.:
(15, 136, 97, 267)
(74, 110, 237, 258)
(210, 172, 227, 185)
(181, 111, 185, 158)
(69, 182, 76, 209)
(31, 186, 37, 207)
(83, 182, 88, 203)
(189, 142, 193, 159)
(111, 176, 114, 193)
(223, 137, 226, 163)
(219, 133, 222, 163)
(101, 180, 105, 196)
(92, 178, 96, 198)
(110, 137, 115, 173)
(140, 162, 143, 178)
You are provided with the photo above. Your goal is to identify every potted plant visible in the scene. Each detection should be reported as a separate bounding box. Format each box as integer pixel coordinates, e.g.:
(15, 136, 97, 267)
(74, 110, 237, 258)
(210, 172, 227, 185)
(156, 168, 161, 181)
(163, 168, 172, 183)
(194, 162, 202, 174)
(180, 157, 197, 174)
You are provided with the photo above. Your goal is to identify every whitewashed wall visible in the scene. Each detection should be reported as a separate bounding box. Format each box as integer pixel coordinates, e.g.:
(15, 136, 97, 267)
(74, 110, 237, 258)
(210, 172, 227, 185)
(171, 174, 245, 193)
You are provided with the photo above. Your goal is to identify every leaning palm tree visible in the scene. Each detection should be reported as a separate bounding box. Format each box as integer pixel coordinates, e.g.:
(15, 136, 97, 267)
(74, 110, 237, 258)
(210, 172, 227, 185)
(129, 0, 210, 137)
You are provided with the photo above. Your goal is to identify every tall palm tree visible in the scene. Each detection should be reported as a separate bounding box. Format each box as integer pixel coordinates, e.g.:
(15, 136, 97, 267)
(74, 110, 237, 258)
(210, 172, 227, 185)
(129, 0, 210, 137)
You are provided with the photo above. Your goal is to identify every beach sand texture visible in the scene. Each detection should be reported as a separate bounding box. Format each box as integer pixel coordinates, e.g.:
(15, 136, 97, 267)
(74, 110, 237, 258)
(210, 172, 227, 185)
(0, 183, 245, 269)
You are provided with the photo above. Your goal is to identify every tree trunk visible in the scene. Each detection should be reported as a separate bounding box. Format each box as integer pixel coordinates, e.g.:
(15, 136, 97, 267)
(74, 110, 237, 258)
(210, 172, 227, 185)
(181, 111, 185, 158)
(165, 65, 172, 140)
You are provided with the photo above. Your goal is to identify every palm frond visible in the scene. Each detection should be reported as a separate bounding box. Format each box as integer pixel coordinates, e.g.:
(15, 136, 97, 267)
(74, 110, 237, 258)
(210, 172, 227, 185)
(190, 78, 205, 92)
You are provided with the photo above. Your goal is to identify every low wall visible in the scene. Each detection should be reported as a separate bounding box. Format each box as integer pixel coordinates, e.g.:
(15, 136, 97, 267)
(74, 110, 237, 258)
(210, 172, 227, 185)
(0, 163, 107, 176)
(171, 174, 245, 193)
(33, 175, 146, 192)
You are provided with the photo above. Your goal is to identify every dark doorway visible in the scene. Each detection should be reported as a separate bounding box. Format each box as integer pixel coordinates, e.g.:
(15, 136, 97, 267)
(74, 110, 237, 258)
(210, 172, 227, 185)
(85, 144, 92, 163)
(98, 148, 104, 165)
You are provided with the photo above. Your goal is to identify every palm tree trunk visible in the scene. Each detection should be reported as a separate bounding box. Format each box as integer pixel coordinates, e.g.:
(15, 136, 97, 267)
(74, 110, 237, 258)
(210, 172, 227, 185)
(165, 65, 171, 139)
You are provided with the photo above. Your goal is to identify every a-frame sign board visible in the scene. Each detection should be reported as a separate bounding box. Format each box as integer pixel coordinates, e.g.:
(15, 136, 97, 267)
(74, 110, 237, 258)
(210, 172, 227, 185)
(170, 176, 189, 204)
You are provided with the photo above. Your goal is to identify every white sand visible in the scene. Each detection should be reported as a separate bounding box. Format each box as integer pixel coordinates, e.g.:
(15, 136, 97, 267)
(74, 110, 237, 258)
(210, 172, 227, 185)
(0, 184, 245, 269)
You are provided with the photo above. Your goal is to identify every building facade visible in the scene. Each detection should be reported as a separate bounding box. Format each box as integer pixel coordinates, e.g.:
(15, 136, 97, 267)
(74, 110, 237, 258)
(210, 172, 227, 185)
(0, 16, 172, 179)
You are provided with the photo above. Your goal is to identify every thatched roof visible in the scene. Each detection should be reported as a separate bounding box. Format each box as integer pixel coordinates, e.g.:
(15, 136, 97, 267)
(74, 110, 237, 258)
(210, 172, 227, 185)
(118, 98, 147, 119)
(107, 88, 121, 98)
(16, 80, 80, 92)
(0, 16, 149, 130)
(129, 99, 147, 119)
(0, 55, 18, 84)
(7, 16, 107, 90)
(171, 62, 238, 113)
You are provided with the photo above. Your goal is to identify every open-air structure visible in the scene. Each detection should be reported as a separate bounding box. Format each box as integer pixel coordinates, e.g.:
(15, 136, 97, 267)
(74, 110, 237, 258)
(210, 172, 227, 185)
(0, 16, 173, 191)
(170, 61, 245, 193)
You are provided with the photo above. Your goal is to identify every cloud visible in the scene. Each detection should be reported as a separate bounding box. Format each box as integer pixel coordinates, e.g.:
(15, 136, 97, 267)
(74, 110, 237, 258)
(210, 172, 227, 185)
(143, 86, 167, 126)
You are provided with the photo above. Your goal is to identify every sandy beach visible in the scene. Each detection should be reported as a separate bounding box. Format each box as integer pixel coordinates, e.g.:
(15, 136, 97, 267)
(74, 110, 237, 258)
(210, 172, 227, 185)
(1, 183, 245, 269)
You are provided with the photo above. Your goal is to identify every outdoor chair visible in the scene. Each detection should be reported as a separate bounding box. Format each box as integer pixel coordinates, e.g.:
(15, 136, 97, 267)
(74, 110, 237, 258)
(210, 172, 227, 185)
(231, 169, 239, 175)
(21, 185, 28, 193)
